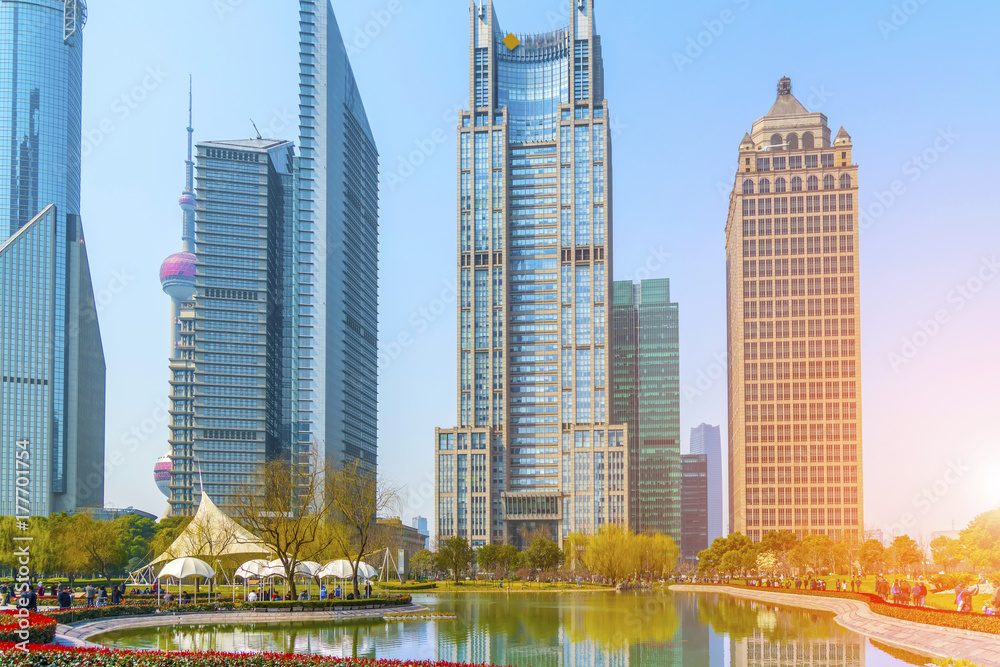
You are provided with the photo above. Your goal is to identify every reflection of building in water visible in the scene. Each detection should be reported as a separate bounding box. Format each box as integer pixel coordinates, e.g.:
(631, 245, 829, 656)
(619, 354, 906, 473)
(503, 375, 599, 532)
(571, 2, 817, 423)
(730, 631, 864, 667)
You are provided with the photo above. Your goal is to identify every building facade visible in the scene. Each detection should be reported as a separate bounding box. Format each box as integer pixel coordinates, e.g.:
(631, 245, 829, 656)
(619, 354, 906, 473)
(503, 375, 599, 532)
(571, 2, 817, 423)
(297, 0, 380, 478)
(725, 78, 863, 542)
(610, 278, 681, 540)
(0, 0, 105, 517)
(690, 423, 724, 543)
(435, 0, 629, 549)
(681, 453, 708, 561)
(166, 139, 298, 516)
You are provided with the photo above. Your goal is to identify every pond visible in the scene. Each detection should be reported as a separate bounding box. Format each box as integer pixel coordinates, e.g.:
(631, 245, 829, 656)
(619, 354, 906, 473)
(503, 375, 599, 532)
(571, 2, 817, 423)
(94, 592, 933, 666)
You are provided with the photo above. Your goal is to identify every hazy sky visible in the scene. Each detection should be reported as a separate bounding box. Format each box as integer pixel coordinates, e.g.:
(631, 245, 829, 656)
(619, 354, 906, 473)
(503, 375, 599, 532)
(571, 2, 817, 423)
(81, 0, 999, 542)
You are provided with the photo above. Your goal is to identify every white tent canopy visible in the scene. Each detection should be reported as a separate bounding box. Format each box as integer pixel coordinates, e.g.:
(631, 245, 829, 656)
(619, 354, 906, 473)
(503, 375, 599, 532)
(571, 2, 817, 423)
(149, 493, 271, 565)
(234, 559, 269, 580)
(318, 560, 377, 580)
(158, 557, 216, 581)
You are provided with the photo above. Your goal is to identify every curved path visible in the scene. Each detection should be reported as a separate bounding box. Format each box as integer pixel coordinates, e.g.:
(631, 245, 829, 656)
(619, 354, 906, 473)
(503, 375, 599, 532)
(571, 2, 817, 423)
(671, 585, 1000, 667)
(56, 603, 429, 648)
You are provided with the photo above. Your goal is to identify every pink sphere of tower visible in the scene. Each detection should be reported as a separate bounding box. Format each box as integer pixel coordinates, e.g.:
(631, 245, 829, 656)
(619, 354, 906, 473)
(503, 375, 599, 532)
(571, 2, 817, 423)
(154, 453, 172, 498)
(160, 251, 197, 301)
(179, 192, 197, 212)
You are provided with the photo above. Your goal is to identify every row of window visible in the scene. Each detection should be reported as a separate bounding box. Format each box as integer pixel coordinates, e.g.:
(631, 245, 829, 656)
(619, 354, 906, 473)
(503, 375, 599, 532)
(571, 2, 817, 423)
(747, 444, 858, 464)
(745, 423, 859, 443)
(746, 508, 860, 528)
(744, 174, 852, 194)
(744, 381, 857, 401)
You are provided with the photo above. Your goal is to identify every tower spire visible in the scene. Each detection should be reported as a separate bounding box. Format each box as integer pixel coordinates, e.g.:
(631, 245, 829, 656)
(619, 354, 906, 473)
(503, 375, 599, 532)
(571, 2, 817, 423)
(180, 76, 196, 251)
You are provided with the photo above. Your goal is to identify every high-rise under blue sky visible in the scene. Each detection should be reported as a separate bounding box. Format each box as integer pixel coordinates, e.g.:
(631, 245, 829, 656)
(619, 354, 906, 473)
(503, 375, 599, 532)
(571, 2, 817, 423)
(78, 0, 999, 537)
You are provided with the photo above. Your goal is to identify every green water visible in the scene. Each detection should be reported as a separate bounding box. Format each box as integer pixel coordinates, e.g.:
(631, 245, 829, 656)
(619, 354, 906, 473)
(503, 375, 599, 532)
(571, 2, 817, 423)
(94, 591, 931, 666)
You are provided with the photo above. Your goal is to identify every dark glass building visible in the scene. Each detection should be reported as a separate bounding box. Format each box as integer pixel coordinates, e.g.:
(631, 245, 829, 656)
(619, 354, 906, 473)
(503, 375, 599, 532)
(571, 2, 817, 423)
(681, 453, 709, 561)
(611, 278, 680, 540)
(0, 0, 105, 517)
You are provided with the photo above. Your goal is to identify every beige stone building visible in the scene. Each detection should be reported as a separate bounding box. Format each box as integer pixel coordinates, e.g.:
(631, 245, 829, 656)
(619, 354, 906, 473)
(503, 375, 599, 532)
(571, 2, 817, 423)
(726, 78, 864, 542)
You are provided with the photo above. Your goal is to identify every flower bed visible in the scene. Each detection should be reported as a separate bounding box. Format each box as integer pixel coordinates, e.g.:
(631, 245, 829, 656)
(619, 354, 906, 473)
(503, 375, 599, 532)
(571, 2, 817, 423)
(0, 611, 57, 645)
(0, 645, 505, 666)
(686, 584, 1000, 636)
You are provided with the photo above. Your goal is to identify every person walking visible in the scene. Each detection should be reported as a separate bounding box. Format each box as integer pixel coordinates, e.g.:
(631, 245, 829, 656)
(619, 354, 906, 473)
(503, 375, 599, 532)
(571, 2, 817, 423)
(97, 586, 107, 607)
(85, 584, 96, 608)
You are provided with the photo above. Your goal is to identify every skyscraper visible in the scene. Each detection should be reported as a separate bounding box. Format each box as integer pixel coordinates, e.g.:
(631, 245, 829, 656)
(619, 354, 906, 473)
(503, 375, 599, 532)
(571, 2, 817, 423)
(297, 1, 380, 478)
(690, 423, 724, 543)
(0, 0, 105, 517)
(165, 138, 297, 516)
(725, 77, 863, 542)
(681, 452, 708, 561)
(435, 0, 628, 549)
(610, 279, 681, 540)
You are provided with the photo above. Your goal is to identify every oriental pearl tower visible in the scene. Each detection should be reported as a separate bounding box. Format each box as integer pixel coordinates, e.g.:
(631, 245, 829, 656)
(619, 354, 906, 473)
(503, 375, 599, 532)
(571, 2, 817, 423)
(156, 80, 198, 515)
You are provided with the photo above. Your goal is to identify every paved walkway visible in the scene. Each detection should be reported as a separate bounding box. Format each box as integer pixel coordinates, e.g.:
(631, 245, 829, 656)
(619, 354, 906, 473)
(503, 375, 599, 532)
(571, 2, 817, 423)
(55, 604, 429, 648)
(672, 585, 1000, 667)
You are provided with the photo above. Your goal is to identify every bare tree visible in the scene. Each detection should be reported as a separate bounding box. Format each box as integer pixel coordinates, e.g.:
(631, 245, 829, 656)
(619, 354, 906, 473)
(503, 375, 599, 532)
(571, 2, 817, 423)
(232, 457, 336, 600)
(326, 458, 403, 598)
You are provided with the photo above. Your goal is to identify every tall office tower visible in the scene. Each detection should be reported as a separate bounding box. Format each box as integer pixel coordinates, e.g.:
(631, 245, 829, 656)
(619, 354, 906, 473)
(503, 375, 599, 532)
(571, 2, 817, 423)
(165, 139, 297, 516)
(610, 278, 681, 539)
(0, 0, 106, 517)
(297, 1, 380, 478)
(435, 0, 628, 549)
(726, 78, 863, 542)
(681, 453, 708, 561)
(691, 423, 724, 542)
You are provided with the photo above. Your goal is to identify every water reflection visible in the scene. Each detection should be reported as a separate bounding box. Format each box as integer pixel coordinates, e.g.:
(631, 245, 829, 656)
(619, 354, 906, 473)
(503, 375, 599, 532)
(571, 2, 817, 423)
(95, 592, 926, 667)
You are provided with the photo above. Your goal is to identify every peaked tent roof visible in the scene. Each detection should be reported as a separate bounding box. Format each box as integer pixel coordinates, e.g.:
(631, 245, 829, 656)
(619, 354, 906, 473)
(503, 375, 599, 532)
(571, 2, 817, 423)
(150, 493, 271, 565)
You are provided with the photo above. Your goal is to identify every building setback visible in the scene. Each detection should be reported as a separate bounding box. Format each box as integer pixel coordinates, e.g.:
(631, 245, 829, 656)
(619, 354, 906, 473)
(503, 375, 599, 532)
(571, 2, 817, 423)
(435, 0, 629, 549)
(167, 139, 297, 516)
(611, 279, 681, 540)
(0, 0, 105, 517)
(690, 423, 724, 543)
(725, 78, 864, 542)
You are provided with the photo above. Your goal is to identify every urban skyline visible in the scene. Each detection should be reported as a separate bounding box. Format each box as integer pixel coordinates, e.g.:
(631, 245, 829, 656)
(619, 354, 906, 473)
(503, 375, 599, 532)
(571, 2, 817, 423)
(3, 1, 993, 544)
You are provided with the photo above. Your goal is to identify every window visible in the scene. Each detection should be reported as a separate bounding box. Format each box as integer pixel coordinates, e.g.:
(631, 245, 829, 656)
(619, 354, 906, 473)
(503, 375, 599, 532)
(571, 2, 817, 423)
(824, 175, 836, 190)
(802, 132, 815, 149)
(759, 179, 771, 194)
(840, 174, 852, 189)
(805, 155, 818, 169)
(807, 176, 819, 191)
(773, 156, 786, 170)
(791, 177, 802, 192)
(789, 155, 802, 169)
(822, 154, 835, 168)
(775, 177, 787, 193)
(771, 133, 783, 147)
(787, 133, 799, 150)
(743, 179, 755, 195)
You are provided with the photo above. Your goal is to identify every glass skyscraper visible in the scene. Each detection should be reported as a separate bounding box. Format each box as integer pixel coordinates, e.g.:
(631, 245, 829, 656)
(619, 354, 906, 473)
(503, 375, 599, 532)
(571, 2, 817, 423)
(166, 139, 297, 516)
(435, 0, 628, 549)
(297, 0, 380, 478)
(690, 423, 724, 543)
(610, 279, 681, 540)
(0, 0, 105, 517)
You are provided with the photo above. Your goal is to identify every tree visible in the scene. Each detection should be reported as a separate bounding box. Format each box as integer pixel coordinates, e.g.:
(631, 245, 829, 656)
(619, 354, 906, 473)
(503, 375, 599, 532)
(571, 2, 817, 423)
(563, 533, 590, 572)
(477, 544, 501, 574)
(495, 544, 521, 580)
(886, 535, 923, 574)
(757, 551, 779, 577)
(525, 537, 564, 574)
(325, 458, 403, 598)
(931, 536, 964, 573)
(759, 531, 799, 575)
(117, 514, 157, 567)
(233, 458, 340, 600)
(859, 539, 886, 575)
(410, 549, 433, 579)
(960, 509, 1000, 573)
(584, 525, 636, 584)
(698, 533, 753, 575)
(634, 533, 679, 580)
(435, 536, 475, 582)
(70, 514, 126, 584)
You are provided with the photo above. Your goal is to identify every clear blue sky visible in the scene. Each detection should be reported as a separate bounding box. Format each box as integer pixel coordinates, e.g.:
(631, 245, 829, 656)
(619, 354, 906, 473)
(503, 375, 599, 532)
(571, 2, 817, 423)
(82, 0, 1000, 542)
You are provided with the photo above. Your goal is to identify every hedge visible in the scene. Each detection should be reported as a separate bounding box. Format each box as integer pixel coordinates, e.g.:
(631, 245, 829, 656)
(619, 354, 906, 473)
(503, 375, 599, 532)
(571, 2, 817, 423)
(378, 583, 439, 591)
(0, 612, 56, 646)
(0, 645, 512, 666)
(689, 584, 1000, 636)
